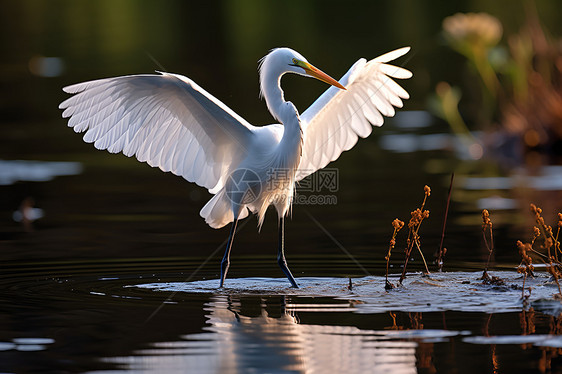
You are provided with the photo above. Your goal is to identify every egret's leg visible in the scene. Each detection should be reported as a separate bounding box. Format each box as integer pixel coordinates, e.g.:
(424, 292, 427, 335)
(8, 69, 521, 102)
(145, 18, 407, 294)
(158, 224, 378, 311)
(220, 218, 238, 288)
(277, 217, 299, 288)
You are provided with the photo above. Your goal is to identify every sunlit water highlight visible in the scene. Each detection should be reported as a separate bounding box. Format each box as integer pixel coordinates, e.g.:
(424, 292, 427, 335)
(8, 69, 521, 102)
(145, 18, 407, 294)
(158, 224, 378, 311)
(135, 271, 561, 314)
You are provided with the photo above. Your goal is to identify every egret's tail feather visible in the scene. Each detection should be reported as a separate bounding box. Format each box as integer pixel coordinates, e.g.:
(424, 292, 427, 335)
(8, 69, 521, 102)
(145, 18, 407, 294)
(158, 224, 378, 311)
(200, 191, 248, 229)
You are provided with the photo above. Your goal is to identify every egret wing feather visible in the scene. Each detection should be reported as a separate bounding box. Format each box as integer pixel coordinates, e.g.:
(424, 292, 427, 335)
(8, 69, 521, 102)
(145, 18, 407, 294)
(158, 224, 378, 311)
(297, 47, 411, 181)
(59, 72, 256, 193)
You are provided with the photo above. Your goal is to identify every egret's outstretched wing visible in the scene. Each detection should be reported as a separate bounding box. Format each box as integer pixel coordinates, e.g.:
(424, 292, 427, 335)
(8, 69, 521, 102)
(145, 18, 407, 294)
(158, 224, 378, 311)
(296, 47, 411, 181)
(59, 72, 255, 193)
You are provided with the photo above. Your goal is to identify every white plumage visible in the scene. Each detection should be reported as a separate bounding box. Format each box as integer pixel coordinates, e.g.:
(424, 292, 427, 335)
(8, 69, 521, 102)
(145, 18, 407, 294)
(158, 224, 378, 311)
(297, 48, 411, 180)
(59, 47, 412, 287)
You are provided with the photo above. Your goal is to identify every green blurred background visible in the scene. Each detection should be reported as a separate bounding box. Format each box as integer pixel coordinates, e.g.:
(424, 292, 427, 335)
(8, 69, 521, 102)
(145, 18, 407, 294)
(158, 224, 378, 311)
(2, 0, 562, 133)
(2, 0, 562, 267)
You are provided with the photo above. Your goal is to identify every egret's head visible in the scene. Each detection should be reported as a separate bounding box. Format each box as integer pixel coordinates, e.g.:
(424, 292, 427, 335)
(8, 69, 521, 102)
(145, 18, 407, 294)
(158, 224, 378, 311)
(259, 48, 346, 92)
(287, 53, 346, 90)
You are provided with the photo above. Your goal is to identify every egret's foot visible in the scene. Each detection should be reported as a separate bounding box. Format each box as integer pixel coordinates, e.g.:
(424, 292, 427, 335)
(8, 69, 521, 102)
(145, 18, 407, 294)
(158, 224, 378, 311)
(278, 260, 299, 288)
(287, 274, 299, 288)
(219, 261, 229, 289)
(219, 218, 237, 290)
(277, 217, 298, 288)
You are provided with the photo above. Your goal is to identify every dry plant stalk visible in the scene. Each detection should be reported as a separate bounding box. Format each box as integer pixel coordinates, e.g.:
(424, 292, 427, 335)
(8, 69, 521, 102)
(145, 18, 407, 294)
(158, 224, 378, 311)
(399, 185, 431, 284)
(385, 219, 404, 290)
(480, 209, 504, 286)
(529, 204, 562, 297)
(481, 209, 494, 281)
(517, 240, 534, 299)
(531, 204, 555, 259)
(554, 213, 562, 260)
(435, 173, 454, 272)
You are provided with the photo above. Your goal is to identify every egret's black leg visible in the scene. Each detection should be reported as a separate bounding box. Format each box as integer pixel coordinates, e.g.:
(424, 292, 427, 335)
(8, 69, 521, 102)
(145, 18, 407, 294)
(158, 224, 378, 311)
(220, 218, 238, 288)
(277, 217, 298, 288)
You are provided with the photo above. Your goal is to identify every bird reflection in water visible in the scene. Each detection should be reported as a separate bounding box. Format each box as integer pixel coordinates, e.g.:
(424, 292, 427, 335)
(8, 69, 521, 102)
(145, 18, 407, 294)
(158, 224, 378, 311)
(103, 295, 418, 373)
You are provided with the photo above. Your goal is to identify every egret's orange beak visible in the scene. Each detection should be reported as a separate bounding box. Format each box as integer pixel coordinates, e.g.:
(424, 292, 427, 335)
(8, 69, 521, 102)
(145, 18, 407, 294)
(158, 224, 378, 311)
(298, 61, 346, 90)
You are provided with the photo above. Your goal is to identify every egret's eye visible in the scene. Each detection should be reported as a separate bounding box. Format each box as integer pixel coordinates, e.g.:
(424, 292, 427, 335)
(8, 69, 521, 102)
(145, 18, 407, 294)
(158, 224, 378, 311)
(292, 58, 298, 65)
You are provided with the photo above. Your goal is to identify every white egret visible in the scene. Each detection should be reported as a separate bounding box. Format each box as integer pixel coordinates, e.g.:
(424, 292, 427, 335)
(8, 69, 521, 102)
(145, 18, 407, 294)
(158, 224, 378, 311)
(59, 47, 412, 288)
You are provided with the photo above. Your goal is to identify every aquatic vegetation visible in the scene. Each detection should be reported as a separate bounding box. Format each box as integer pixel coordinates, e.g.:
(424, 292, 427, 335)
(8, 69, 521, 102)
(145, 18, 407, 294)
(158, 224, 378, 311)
(383, 185, 432, 289)
(517, 240, 534, 299)
(477, 208, 504, 286)
(530, 204, 560, 261)
(383, 184, 562, 303)
(529, 204, 562, 298)
(385, 219, 404, 290)
(379, 185, 433, 286)
(398, 186, 431, 285)
(515, 203, 562, 298)
(481, 209, 497, 283)
(435, 173, 454, 272)
(434, 6, 562, 161)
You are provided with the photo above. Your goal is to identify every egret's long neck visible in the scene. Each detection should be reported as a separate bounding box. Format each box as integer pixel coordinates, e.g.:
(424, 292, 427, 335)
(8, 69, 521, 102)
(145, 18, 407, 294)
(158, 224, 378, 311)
(261, 69, 302, 137)
(261, 68, 287, 121)
(262, 72, 301, 144)
(260, 67, 302, 172)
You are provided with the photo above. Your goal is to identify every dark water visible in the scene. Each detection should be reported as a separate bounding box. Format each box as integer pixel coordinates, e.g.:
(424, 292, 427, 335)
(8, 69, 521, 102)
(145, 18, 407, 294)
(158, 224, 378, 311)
(3, 1, 562, 373)
(3, 111, 562, 373)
